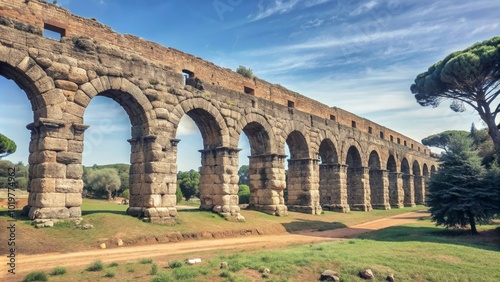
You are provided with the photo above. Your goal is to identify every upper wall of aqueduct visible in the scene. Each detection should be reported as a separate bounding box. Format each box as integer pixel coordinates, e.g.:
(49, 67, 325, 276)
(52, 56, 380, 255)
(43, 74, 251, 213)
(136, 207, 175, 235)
(0, 0, 437, 223)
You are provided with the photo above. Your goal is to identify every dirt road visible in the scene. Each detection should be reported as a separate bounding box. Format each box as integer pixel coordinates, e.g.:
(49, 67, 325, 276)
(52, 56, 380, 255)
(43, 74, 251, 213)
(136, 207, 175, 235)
(4, 211, 427, 281)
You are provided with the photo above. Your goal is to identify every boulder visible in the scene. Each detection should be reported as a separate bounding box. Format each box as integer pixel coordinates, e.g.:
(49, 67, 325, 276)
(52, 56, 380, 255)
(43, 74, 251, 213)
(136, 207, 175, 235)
(320, 270, 340, 282)
(386, 274, 395, 282)
(359, 269, 374, 280)
(220, 262, 229, 269)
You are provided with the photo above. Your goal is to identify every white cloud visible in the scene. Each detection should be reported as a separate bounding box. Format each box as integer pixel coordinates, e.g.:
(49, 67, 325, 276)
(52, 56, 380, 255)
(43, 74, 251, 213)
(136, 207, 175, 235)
(251, 0, 300, 21)
(350, 0, 378, 17)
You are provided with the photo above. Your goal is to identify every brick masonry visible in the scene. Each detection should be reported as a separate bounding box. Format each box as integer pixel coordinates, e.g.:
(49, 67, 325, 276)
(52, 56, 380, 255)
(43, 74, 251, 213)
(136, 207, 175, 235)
(0, 0, 438, 222)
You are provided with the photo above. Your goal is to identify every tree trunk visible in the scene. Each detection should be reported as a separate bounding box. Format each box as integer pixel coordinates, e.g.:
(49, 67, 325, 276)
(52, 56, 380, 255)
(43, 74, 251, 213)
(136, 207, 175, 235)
(478, 104, 500, 159)
(107, 189, 112, 201)
(467, 211, 478, 235)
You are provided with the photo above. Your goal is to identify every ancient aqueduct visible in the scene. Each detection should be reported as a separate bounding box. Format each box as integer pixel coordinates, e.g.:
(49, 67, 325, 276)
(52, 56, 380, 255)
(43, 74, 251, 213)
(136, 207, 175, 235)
(1, 0, 437, 223)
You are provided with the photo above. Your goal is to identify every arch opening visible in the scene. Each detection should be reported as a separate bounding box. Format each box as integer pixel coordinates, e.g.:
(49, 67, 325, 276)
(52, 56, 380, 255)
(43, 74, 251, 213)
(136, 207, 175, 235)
(346, 146, 366, 210)
(387, 155, 401, 208)
(318, 139, 340, 209)
(368, 150, 386, 209)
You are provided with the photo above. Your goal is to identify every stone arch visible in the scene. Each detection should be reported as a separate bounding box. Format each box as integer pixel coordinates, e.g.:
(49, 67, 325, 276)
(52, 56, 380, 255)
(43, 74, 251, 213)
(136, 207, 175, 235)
(79, 77, 154, 136)
(401, 158, 414, 207)
(285, 130, 321, 214)
(318, 138, 339, 164)
(279, 121, 311, 158)
(79, 77, 161, 220)
(341, 139, 366, 166)
(0, 46, 56, 116)
(413, 160, 424, 205)
(387, 155, 400, 208)
(237, 114, 286, 216)
(368, 150, 387, 209)
(431, 165, 437, 175)
(346, 146, 369, 210)
(237, 113, 275, 155)
(172, 98, 229, 149)
(318, 138, 340, 209)
(286, 130, 309, 159)
(423, 164, 429, 177)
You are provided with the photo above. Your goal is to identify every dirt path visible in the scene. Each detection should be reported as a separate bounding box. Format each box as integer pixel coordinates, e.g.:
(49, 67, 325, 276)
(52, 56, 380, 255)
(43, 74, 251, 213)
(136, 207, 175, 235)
(4, 211, 428, 281)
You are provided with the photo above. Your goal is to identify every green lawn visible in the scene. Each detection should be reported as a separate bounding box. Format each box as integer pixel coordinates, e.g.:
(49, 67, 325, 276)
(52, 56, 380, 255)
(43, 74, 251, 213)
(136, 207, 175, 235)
(40, 222, 500, 282)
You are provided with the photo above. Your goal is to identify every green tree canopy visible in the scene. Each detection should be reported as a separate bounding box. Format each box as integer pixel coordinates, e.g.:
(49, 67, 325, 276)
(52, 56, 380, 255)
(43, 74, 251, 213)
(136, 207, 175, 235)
(422, 130, 470, 150)
(238, 165, 249, 185)
(85, 168, 121, 200)
(177, 170, 200, 201)
(0, 133, 17, 159)
(410, 36, 500, 157)
(236, 65, 254, 79)
(426, 134, 497, 234)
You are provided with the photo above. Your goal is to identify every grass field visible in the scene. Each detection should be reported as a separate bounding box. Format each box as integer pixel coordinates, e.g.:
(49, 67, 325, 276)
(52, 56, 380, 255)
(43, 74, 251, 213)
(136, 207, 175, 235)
(2, 199, 499, 281)
(0, 199, 429, 254)
(30, 220, 500, 282)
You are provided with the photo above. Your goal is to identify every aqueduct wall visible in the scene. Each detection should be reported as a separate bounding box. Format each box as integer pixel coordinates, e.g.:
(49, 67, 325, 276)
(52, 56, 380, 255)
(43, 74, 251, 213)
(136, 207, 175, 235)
(0, 0, 437, 223)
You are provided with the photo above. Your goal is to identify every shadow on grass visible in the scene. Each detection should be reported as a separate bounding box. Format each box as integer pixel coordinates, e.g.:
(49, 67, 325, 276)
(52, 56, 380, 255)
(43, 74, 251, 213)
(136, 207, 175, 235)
(358, 225, 500, 251)
(282, 219, 347, 233)
(82, 209, 128, 216)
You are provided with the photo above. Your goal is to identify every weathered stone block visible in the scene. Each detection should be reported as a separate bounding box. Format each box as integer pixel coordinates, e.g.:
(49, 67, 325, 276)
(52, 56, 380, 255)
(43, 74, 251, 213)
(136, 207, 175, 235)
(38, 137, 68, 152)
(55, 179, 83, 193)
(36, 207, 70, 219)
(36, 163, 66, 178)
(68, 66, 88, 84)
(69, 207, 82, 218)
(36, 192, 66, 208)
(56, 152, 82, 164)
(30, 178, 56, 193)
(66, 193, 82, 207)
(66, 164, 83, 179)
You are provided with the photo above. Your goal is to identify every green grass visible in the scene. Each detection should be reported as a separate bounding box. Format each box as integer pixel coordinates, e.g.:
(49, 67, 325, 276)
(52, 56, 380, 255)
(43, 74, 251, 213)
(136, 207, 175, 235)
(104, 269, 116, 277)
(43, 221, 499, 281)
(50, 266, 67, 276)
(22, 271, 48, 282)
(139, 258, 153, 264)
(86, 260, 104, 272)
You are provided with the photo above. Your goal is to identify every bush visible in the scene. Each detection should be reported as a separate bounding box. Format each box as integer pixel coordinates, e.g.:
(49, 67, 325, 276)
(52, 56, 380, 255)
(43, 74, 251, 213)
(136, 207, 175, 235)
(176, 184, 183, 203)
(50, 266, 67, 276)
(86, 260, 104, 272)
(236, 65, 254, 78)
(169, 260, 183, 268)
(150, 263, 158, 275)
(104, 269, 116, 277)
(108, 262, 119, 267)
(238, 184, 250, 204)
(139, 258, 153, 264)
(23, 271, 48, 282)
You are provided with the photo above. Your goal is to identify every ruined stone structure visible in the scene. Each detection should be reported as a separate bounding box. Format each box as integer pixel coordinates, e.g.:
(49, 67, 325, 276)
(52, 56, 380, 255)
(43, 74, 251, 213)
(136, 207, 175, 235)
(0, 0, 437, 223)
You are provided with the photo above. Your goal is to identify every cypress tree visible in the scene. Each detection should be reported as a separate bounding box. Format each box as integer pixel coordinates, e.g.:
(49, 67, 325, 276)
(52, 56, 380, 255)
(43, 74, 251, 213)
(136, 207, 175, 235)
(427, 135, 496, 234)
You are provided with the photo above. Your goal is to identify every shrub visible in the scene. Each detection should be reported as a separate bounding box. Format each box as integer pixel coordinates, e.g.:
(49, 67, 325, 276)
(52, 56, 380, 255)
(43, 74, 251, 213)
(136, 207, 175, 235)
(139, 258, 153, 264)
(108, 262, 119, 267)
(50, 266, 67, 276)
(236, 65, 254, 78)
(86, 260, 104, 272)
(23, 271, 48, 282)
(168, 260, 183, 268)
(104, 269, 116, 277)
(150, 263, 158, 275)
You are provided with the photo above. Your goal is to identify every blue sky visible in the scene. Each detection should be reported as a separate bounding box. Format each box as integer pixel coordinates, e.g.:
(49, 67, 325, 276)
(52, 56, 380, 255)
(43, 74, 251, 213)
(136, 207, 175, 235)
(1, 0, 499, 170)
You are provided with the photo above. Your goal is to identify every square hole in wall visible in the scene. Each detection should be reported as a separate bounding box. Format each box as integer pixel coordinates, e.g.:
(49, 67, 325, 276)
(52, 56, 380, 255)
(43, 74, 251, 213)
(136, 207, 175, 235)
(351, 121, 357, 128)
(288, 100, 295, 108)
(368, 126, 373, 134)
(380, 131, 384, 139)
(44, 22, 65, 40)
(244, 86, 255, 95)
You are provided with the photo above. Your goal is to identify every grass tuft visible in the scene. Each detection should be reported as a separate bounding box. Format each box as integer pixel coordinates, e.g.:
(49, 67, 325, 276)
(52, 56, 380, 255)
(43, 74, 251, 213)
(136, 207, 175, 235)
(150, 263, 158, 275)
(23, 271, 48, 282)
(50, 266, 67, 276)
(168, 260, 183, 268)
(104, 269, 116, 277)
(139, 258, 153, 264)
(86, 260, 104, 272)
(108, 262, 119, 267)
